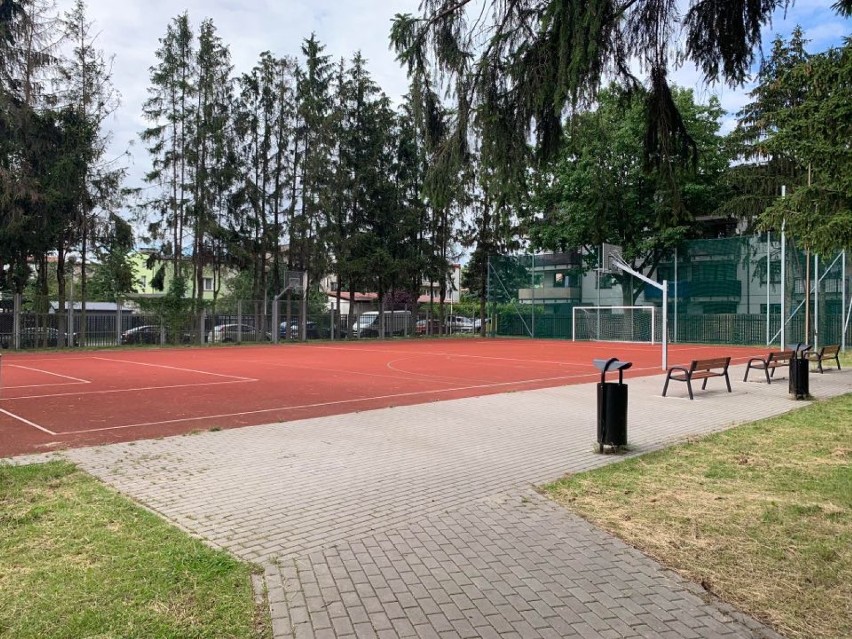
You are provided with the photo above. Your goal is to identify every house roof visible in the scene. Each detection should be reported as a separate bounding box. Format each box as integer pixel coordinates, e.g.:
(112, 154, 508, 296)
(49, 302, 132, 312)
(328, 292, 379, 302)
(328, 292, 455, 305)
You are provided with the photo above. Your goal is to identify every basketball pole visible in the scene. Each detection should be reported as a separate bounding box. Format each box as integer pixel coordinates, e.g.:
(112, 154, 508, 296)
(610, 254, 668, 370)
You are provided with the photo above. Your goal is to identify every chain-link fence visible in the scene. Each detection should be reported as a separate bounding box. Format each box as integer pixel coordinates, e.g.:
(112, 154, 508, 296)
(487, 235, 851, 349)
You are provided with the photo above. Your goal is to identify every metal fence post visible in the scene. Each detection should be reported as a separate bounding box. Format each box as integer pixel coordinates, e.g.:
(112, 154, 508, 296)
(842, 250, 847, 352)
(117, 300, 123, 346)
(237, 300, 242, 344)
(814, 254, 819, 350)
(13, 293, 21, 350)
(301, 272, 308, 342)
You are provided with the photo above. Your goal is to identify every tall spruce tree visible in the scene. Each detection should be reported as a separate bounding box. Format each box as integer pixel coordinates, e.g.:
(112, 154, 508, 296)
(755, 37, 851, 253)
(291, 34, 333, 281)
(59, 0, 124, 343)
(723, 28, 811, 228)
(189, 18, 231, 305)
(141, 12, 194, 282)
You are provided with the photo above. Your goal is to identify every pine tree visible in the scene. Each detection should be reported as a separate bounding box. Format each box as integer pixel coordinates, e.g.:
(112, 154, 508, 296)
(59, 0, 125, 343)
(141, 12, 195, 282)
(291, 34, 333, 280)
(190, 18, 231, 306)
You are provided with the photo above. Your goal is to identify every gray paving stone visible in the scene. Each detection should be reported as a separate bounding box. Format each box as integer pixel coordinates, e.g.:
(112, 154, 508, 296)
(34, 362, 843, 638)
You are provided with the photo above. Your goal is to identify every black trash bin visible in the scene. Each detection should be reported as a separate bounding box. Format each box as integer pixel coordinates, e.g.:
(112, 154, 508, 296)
(593, 358, 632, 453)
(788, 343, 811, 400)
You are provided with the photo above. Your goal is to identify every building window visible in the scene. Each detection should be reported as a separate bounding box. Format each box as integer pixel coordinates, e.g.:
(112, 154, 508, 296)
(695, 261, 736, 281)
(758, 261, 782, 285)
(203, 277, 214, 292)
(760, 303, 781, 315)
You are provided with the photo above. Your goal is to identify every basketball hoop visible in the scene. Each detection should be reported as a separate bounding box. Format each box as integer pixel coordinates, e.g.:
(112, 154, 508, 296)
(282, 270, 305, 293)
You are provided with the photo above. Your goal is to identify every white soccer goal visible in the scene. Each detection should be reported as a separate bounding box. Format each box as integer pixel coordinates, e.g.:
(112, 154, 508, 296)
(572, 306, 657, 344)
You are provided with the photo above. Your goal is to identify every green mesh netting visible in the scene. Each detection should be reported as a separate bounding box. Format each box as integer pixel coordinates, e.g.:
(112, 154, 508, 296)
(487, 236, 851, 348)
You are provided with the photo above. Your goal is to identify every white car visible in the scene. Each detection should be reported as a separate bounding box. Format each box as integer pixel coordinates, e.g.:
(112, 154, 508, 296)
(207, 324, 269, 343)
(445, 315, 475, 333)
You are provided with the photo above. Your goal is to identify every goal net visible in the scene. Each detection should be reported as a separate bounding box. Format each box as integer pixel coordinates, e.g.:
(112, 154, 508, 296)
(572, 306, 656, 343)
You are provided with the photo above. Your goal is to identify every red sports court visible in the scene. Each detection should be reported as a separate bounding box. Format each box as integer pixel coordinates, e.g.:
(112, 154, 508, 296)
(0, 338, 760, 457)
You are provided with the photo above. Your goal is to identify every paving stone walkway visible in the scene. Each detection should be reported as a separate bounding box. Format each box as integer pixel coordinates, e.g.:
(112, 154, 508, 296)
(13, 365, 850, 637)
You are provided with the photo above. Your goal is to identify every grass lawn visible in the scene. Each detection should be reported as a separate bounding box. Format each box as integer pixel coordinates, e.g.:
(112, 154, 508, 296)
(0, 461, 269, 639)
(545, 392, 851, 639)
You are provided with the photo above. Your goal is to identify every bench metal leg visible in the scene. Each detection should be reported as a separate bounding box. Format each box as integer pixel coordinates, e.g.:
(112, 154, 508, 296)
(724, 371, 732, 393)
(701, 377, 709, 390)
(686, 379, 694, 400)
(743, 364, 751, 382)
(764, 367, 771, 385)
(662, 373, 672, 397)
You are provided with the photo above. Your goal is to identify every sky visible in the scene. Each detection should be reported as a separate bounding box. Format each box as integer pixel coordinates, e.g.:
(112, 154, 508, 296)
(53, 0, 851, 202)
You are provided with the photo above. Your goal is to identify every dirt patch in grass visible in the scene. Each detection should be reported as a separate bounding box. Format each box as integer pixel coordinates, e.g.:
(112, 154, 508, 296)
(544, 393, 852, 639)
(0, 461, 270, 639)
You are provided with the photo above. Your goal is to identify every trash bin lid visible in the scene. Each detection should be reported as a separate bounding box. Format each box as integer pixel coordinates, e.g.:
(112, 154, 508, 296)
(786, 342, 812, 354)
(592, 358, 633, 373)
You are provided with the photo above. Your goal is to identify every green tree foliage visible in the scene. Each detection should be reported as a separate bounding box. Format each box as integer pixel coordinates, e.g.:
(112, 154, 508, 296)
(232, 51, 297, 301)
(531, 85, 731, 303)
(724, 29, 811, 228)
(189, 18, 232, 305)
(140, 12, 194, 280)
(59, 0, 125, 342)
(759, 38, 852, 253)
(88, 214, 135, 302)
(389, 0, 822, 215)
(290, 34, 334, 278)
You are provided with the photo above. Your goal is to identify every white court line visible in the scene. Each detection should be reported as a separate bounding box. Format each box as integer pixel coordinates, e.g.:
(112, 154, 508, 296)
(0, 408, 57, 435)
(91, 356, 258, 382)
(312, 342, 762, 368)
(3, 379, 256, 401)
(2, 382, 87, 390)
(9, 363, 92, 384)
(312, 344, 605, 367)
(59, 366, 664, 435)
(247, 356, 497, 386)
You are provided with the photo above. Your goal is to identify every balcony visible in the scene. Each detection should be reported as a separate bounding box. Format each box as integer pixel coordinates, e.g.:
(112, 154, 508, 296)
(518, 286, 581, 302)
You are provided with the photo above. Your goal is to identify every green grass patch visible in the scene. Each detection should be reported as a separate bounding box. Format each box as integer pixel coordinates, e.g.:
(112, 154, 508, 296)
(544, 393, 852, 639)
(0, 461, 269, 639)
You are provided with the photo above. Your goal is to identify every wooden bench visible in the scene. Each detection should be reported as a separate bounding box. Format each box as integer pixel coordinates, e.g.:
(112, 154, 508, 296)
(662, 357, 732, 400)
(743, 350, 794, 384)
(807, 344, 842, 374)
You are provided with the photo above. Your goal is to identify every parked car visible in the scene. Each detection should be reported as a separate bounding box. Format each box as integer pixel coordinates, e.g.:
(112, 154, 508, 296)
(208, 323, 270, 343)
(473, 317, 493, 332)
(415, 318, 442, 335)
(1, 326, 78, 348)
(279, 320, 327, 340)
(445, 315, 475, 333)
(351, 311, 413, 338)
(120, 325, 162, 345)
